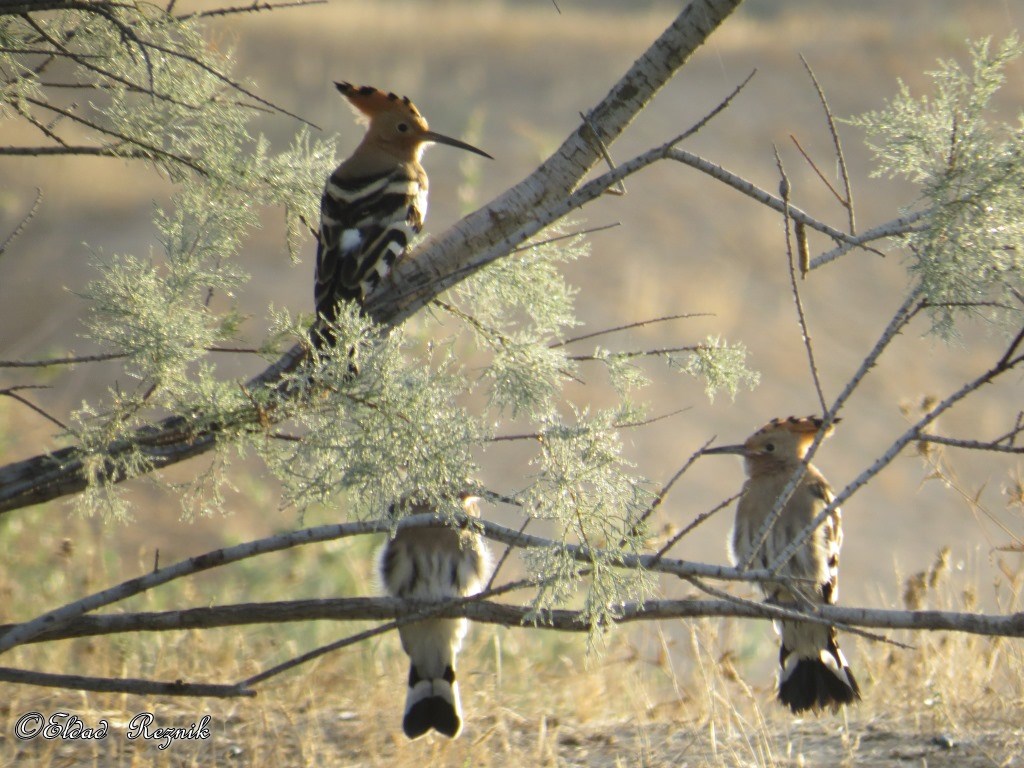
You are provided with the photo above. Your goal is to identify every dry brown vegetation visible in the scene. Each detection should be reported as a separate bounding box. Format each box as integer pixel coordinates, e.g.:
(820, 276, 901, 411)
(2, 1, 1024, 765)
(1, 507, 1022, 766)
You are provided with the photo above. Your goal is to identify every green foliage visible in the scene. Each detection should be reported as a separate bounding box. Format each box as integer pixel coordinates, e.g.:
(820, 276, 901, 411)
(851, 36, 1024, 336)
(3, 5, 762, 643)
(452, 229, 583, 417)
(266, 306, 485, 523)
(520, 406, 656, 636)
(676, 336, 760, 402)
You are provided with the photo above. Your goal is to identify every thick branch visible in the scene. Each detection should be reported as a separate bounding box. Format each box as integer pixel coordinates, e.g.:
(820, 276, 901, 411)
(363, 0, 745, 326)
(4, 597, 1022, 643)
(0, 343, 307, 514)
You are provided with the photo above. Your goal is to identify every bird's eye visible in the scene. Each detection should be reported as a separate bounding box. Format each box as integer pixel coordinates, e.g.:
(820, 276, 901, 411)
(397, 122, 409, 133)
(764, 443, 775, 452)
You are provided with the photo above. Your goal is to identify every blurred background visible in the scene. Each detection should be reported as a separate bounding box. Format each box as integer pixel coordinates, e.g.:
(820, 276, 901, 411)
(1, 0, 1022, 614)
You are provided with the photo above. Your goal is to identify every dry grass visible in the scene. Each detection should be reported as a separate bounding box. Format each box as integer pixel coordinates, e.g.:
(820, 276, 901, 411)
(1, 504, 1022, 767)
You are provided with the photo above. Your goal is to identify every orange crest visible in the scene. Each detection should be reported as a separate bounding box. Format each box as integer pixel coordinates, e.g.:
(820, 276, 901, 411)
(757, 415, 838, 436)
(334, 82, 425, 127)
(751, 415, 838, 451)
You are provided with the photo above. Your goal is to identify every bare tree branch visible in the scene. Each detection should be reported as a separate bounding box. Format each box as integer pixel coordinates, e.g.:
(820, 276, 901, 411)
(551, 313, 712, 349)
(175, 0, 325, 22)
(0, 666, 254, 697)
(798, 53, 856, 234)
(0, 352, 128, 368)
(811, 211, 930, 269)
(916, 434, 1024, 454)
(3, 596, 1021, 647)
(0, 187, 42, 262)
(775, 145, 827, 414)
(0, 385, 67, 429)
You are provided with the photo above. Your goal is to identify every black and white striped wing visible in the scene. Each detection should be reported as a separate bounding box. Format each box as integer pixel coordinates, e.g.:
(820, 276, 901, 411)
(777, 477, 860, 712)
(809, 478, 843, 606)
(314, 167, 425, 322)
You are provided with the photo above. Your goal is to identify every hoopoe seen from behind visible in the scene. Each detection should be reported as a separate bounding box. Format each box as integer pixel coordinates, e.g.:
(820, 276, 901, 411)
(312, 82, 492, 349)
(376, 495, 491, 739)
(704, 415, 861, 713)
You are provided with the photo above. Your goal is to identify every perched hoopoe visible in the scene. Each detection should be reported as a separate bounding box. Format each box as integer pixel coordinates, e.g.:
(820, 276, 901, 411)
(312, 82, 492, 348)
(376, 495, 491, 739)
(704, 415, 860, 713)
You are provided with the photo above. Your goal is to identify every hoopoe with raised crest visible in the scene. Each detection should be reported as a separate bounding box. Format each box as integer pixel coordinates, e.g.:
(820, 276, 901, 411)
(376, 494, 491, 739)
(704, 415, 860, 713)
(312, 82, 492, 349)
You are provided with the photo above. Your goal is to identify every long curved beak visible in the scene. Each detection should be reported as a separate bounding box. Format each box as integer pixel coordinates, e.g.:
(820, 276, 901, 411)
(702, 444, 748, 456)
(423, 130, 493, 159)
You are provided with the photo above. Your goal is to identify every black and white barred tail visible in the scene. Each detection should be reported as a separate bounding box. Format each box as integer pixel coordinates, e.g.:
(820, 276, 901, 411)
(777, 625, 860, 713)
(377, 502, 490, 739)
(404, 655, 461, 739)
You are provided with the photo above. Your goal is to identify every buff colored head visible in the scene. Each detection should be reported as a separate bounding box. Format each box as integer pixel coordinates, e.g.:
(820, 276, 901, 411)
(703, 415, 839, 470)
(335, 82, 492, 161)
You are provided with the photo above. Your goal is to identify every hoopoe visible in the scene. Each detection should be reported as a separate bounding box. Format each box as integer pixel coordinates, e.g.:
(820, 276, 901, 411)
(312, 82, 492, 349)
(704, 415, 860, 713)
(376, 495, 491, 739)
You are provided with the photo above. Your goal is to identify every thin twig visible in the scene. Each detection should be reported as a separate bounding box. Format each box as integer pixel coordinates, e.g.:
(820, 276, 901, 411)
(484, 520, 531, 591)
(488, 408, 686, 443)
(134, 35, 317, 128)
(996, 323, 1024, 369)
(0, 144, 146, 157)
(567, 344, 702, 362)
(511, 221, 621, 254)
(23, 95, 209, 175)
(692, 572, 908, 648)
(0, 386, 67, 430)
(431, 299, 583, 385)
(0, 188, 42, 260)
(579, 111, 626, 196)
(622, 438, 714, 547)
(789, 134, 845, 208)
(0, 666, 254, 697)
(775, 144, 827, 414)
(176, 0, 325, 21)
(551, 313, 712, 349)
(915, 434, 1024, 454)
(0, 351, 127, 368)
(650, 493, 741, 566)
(247, 621, 400, 687)
(401, 221, 620, 308)
(798, 53, 856, 234)
(205, 345, 265, 355)
(0, 47, 103, 57)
